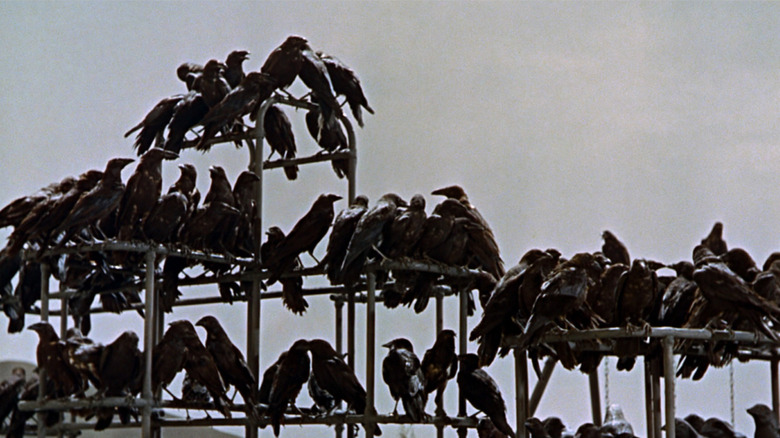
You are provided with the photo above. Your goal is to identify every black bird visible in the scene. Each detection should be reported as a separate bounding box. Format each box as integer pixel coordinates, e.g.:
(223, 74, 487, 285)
(722, 247, 760, 283)
(602, 230, 630, 265)
(318, 51, 374, 127)
(196, 72, 276, 151)
(28, 321, 83, 397)
(268, 339, 310, 436)
(229, 170, 260, 257)
(614, 259, 660, 371)
(381, 338, 426, 421)
(163, 90, 209, 154)
(673, 418, 706, 438)
(142, 189, 188, 244)
(457, 353, 515, 438)
(543, 416, 569, 438)
(261, 35, 308, 90)
(480, 417, 511, 438)
(177, 62, 203, 88)
(224, 50, 250, 89)
(258, 351, 287, 405)
(125, 95, 184, 155)
(383, 194, 427, 260)
(432, 185, 504, 278)
(321, 195, 369, 285)
(525, 417, 551, 438)
(263, 105, 299, 180)
(261, 226, 306, 314)
(421, 329, 457, 415)
(747, 404, 779, 438)
(304, 106, 350, 179)
(298, 43, 342, 128)
(117, 148, 177, 241)
(308, 339, 381, 436)
(51, 158, 134, 247)
(308, 371, 337, 415)
(265, 193, 342, 285)
(196, 316, 259, 408)
(701, 222, 728, 256)
(199, 59, 230, 108)
(176, 320, 233, 418)
(340, 193, 407, 285)
(701, 417, 745, 438)
(152, 322, 189, 395)
(94, 330, 142, 430)
(0, 174, 76, 230)
(0, 367, 26, 426)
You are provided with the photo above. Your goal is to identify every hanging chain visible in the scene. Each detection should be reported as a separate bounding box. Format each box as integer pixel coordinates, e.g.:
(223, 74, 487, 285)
(730, 361, 736, 426)
(604, 356, 610, 408)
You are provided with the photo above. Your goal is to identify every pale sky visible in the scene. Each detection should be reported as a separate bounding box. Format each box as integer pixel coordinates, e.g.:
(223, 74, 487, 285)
(1, 1, 779, 437)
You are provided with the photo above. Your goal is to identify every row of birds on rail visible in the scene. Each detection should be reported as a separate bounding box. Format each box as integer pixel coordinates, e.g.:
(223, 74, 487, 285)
(0, 145, 502, 332)
(469, 222, 780, 383)
(125, 35, 372, 180)
(3, 317, 512, 438)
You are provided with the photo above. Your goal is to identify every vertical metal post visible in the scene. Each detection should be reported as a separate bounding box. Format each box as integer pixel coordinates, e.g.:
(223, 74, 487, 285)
(529, 357, 556, 416)
(458, 285, 468, 438)
(653, 367, 662, 438)
(348, 289, 356, 371)
(435, 289, 444, 438)
(366, 271, 377, 437)
(589, 369, 602, 426)
(142, 249, 156, 438)
(37, 263, 50, 438)
(772, 359, 780, 423)
(515, 349, 529, 438)
(644, 359, 655, 438)
(663, 337, 675, 438)
(335, 297, 345, 438)
(341, 116, 357, 204)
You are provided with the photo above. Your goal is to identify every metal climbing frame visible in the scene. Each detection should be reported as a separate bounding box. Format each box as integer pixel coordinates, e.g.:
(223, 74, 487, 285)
(15, 93, 487, 438)
(508, 327, 780, 438)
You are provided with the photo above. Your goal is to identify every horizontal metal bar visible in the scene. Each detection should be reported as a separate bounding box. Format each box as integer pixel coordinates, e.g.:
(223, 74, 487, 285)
(264, 151, 351, 169)
(370, 259, 483, 278)
(30, 241, 256, 265)
(505, 327, 772, 345)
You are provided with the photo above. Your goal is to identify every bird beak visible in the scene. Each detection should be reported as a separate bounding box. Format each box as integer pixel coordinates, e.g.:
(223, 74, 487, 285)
(381, 341, 393, 349)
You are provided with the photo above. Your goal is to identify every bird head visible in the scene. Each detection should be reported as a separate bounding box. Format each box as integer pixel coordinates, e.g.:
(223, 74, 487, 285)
(381, 338, 414, 352)
(409, 194, 426, 210)
(195, 315, 220, 331)
(105, 157, 135, 173)
(226, 50, 250, 65)
(431, 185, 467, 201)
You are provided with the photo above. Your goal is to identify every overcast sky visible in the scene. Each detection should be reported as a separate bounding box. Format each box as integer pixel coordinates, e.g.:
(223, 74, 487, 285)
(1, 1, 779, 437)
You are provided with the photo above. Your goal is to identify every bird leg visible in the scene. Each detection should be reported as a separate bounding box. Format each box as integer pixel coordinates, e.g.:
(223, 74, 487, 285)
(391, 400, 399, 417)
(305, 251, 321, 266)
(229, 387, 238, 403)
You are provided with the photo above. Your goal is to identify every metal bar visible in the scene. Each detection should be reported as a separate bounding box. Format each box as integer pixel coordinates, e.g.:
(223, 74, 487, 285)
(529, 357, 556, 416)
(38, 263, 50, 438)
(376, 259, 482, 278)
(653, 367, 662, 438)
(435, 289, 445, 438)
(142, 250, 156, 438)
(588, 368, 602, 426)
(341, 114, 357, 204)
(458, 286, 468, 438)
(664, 337, 676, 438)
(773, 359, 780, 423)
(366, 272, 377, 437)
(264, 151, 351, 169)
(515, 349, 529, 438)
(645, 359, 654, 438)
(348, 288, 355, 370)
(335, 296, 345, 438)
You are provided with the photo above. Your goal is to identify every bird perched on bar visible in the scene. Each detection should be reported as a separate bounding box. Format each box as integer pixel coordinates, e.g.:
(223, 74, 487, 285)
(383, 194, 427, 260)
(722, 247, 760, 283)
(51, 158, 135, 247)
(125, 95, 184, 155)
(525, 417, 551, 438)
(196, 316, 261, 422)
(457, 353, 515, 438)
(163, 90, 210, 154)
(116, 148, 178, 242)
(152, 321, 189, 396)
(94, 330, 142, 430)
(298, 43, 342, 131)
(142, 163, 198, 244)
(308, 339, 382, 436)
(318, 51, 374, 128)
(747, 404, 779, 438)
(431, 185, 504, 278)
(28, 321, 84, 397)
(602, 230, 630, 266)
(263, 105, 299, 180)
(227, 170, 260, 257)
(176, 320, 233, 418)
(268, 339, 310, 436)
(224, 50, 250, 89)
(265, 193, 343, 286)
(176, 62, 203, 89)
(381, 338, 426, 421)
(308, 371, 337, 415)
(421, 329, 457, 415)
(0, 173, 77, 230)
(303, 106, 350, 179)
(340, 193, 407, 286)
(542, 416, 570, 438)
(199, 59, 230, 108)
(613, 258, 660, 371)
(258, 350, 287, 406)
(322, 195, 369, 285)
(196, 72, 276, 151)
(672, 418, 705, 438)
(261, 226, 306, 314)
(261, 35, 308, 91)
(700, 417, 745, 438)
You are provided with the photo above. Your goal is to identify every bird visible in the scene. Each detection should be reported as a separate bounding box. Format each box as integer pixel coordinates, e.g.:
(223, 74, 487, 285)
(264, 193, 343, 286)
(382, 193, 427, 260)
(340, 193, 407, 286)
(480, 417, 512, 438)
(163, 90, 210, 154)
(308, 338, 381, 436)
(457, 353, 515, 438)
(125, 95, 183, 155)
(260, 35, 308, 91)
(0, 367, 26, 426)
(321, 195, 369, 285)
(116, 148, 178, 242)
(261, 226, 306, 314)
(268, 339, 310, 436)
(28, 321, 83, 397)
(525, 417, 552, 438)
(94, 330, 142, 430)
(196, 315, 260, 421)
(613, 259, 660, 371)
(298, 43, 343, 128)
(318, 51, 374, 127)
(701, 417, 746, 438)
(199, 59, 230, 108)
(673, 418, 706, 438)
(176, 320, 233, 418)
(0, 174, 76, 230)
(421, 329, 457, 415)
(258, 350, 287, 406)
(263, 104, 299, 180)
(602, 230, 630, 265)
(701, 222, 728, 256)
(381, 338, 426, 421)
(152, 321, 188, 396)
(308, 371, 337, 415)
(747, 404, 780, 438)
(229, 170, 260, 257)
(224, 50, 250, 89)
(543, 416, 570, 438)
(51, 158, 135, 246)
(303, 106, 350, 179)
